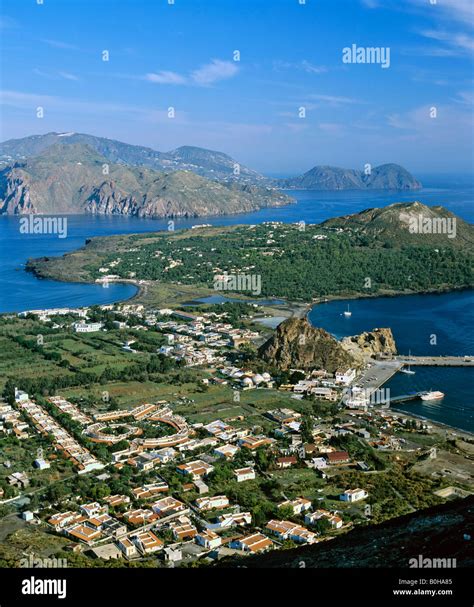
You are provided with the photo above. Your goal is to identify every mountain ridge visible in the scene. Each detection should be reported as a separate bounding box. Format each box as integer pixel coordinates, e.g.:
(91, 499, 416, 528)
(0, 133, 421, 191)
(0, 132, 268, 185)
(0, 142, 292, 217)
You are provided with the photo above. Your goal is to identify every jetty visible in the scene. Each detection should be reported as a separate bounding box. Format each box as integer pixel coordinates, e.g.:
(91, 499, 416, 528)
(395, 355, 474, 367)
(377, 392, 423, 406)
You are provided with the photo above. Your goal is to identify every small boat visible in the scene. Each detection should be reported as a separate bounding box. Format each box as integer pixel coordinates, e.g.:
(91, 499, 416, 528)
(400, 350, 416, 375)
(343, 304, 352, 317)
(419, 390, 445, 401)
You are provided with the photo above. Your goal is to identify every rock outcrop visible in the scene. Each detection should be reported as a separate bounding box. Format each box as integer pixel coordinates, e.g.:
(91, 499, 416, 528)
(258, 318, 358, 372)
(258, 319, 397, 371)
(341, 328, 397, 363)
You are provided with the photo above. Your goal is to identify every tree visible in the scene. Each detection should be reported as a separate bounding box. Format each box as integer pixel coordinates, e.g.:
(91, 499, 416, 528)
(3, 379, 15, 406)
(300, 414, 314, 443)
(110, 440, 130, 452)
(277, 505, 295, 520)
(312, 517, 331, 534)
(45, 483, 67, 503)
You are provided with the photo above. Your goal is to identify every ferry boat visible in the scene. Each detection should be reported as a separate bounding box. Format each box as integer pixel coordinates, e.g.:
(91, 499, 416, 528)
(343, 304, 352, 317)
(419, 390, 445, 401)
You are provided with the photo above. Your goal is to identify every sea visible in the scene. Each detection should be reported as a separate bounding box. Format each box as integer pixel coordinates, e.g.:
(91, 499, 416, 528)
(308, 291, 474, 433)
(0, 174, 472, 430)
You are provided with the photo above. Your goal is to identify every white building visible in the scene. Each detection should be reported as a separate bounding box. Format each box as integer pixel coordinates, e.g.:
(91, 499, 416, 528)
(22, 511, 34, 522)
(14, 389, 29, 403)
(311, 457, 328, 470)
(118, 537, 138, 558)
(195, 495, 229, 511)
(305, 509, 343, 529)
(234, 467, 256, 483)
(335, 368, 357, 385)
(278, 497, 312, 516)
(34, 458, 50, 470)
(339, 488, 368, 502)
(195, 530, 222, 550)
(214, 444, 239, 460)
(208, 512, 252, 530)
(164, 547, 182, 563)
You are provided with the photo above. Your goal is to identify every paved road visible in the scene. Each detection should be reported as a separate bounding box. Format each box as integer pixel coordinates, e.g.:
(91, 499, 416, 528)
(353, 360, 402, 398)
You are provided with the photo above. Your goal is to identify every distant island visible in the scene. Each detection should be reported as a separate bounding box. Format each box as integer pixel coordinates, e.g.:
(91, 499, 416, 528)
(0, 142, 291, 217)
(0, 133, 422, 218)
(27, 202, 473, 308)
(276, 163, 422, 191)
(0, 131, 269, 184)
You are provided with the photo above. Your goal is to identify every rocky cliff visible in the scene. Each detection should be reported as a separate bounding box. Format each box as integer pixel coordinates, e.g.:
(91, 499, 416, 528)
(258, 318, 358, 372)
(341, 327, 397, 363)
(0, 143, 292, 217)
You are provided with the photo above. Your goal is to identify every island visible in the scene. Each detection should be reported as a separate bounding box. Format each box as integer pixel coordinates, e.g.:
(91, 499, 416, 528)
(0, 200, 472, 571)
(26, 201, 474, 314)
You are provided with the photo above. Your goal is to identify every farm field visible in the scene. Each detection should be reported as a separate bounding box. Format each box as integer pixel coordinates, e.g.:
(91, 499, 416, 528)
(0, 335, 73, 391)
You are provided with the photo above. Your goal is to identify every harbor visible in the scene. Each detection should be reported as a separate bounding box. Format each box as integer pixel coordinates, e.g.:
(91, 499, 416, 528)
(353, 357, 472, 408)
(395, 355, 474, 367)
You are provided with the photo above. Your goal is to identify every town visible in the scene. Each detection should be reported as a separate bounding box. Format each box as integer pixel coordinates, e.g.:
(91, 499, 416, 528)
(1, 301, 471, 568)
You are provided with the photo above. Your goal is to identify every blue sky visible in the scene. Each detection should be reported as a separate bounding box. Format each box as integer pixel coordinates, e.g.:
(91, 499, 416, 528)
(0, 0, 473, 175)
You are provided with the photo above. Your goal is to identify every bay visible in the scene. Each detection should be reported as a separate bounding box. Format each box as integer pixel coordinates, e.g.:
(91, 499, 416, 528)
(308, 291, 474, 432)
(1, 176, 472, 313)
(0, 176, 472, 431)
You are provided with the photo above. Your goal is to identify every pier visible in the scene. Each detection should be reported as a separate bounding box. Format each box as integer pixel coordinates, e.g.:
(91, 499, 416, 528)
(377, 392, 422, 406)
(395, 355, 474, 367)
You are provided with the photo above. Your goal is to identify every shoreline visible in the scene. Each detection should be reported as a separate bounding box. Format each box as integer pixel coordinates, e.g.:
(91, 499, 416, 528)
(19, 265, 472, 318)
(389, 406, 474, 441)
(10, 267, 474, 439)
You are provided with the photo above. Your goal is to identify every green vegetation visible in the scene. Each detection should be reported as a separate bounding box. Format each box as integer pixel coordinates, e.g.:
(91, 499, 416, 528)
(28, 206, 474, 304)
(335, 466, 444, 524)
(0, 315, 183, 396)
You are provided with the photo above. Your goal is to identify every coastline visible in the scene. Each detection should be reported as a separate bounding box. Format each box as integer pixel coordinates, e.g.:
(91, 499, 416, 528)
(11, 257, 474, 442)
(389, 406, 474, 441)
(14, 276, 474, 438)
(21, 261, 473, 319)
